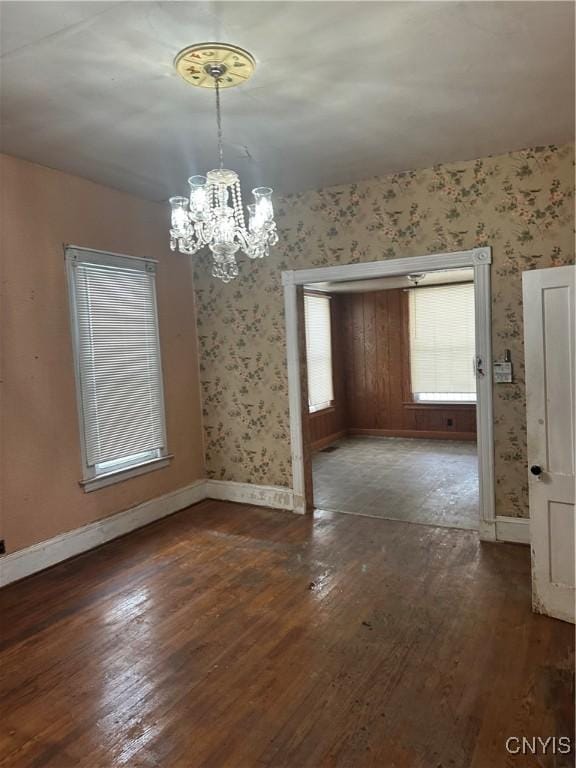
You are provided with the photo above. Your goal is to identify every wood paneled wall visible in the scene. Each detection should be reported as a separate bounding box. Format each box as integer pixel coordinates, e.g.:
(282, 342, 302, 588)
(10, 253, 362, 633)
(305, 289, 476, 451)
(340, 290, 476, 440)
(343, 289, 406, 430)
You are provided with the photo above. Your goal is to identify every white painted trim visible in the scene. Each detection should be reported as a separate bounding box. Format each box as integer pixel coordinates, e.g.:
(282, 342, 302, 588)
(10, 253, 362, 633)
(284, 281, 307, 514)
(495, 516, 530, 545)
(81, 455, 173, 492)
(0, 480, 208, 587)
(2, 472, 510, 589)
(206, 480, 295, 511)
(282, 247, 491, 286)
(0, 480, 299, 587)
(64, 244, 158, 266)
(283, 247, 497, 539)
(474, 261, 496, 540)
(65, 245, 170, 488)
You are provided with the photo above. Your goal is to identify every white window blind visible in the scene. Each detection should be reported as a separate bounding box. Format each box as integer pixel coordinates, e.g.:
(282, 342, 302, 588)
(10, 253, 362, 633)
(66, 248, 168, 483)
(409, 283, 476, 403)
(304, 293, 334, 412)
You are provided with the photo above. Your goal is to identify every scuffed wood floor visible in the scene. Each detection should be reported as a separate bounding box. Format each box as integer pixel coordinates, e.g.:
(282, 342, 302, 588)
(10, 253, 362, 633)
(0, 500, 573, 767)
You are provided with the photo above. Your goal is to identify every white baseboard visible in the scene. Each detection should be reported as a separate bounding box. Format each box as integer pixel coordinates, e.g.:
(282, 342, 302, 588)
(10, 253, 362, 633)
(0, 479, 208, 587)
(0, 483, 529, 588)
(0, 480, 297, 587)
(495, 515, 530, 545)
(206, 480, 294, 511)
(478, 519, 496, 541)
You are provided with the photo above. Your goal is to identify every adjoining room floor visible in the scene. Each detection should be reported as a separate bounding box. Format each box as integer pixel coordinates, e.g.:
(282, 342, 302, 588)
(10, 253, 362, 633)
(313, 436, 479, 530)
(0, 501, 573, 768)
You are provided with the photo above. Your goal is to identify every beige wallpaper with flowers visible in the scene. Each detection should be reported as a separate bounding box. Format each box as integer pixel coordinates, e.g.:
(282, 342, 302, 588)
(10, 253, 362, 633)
(193, 143, 574, 519)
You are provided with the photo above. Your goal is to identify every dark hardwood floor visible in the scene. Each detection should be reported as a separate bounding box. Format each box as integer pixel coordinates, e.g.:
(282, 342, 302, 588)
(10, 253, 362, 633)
(0, 501, 573, 768)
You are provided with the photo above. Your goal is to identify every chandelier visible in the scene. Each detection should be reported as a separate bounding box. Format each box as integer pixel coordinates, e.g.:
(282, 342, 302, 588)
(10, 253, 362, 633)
(169, 43, 278, 283)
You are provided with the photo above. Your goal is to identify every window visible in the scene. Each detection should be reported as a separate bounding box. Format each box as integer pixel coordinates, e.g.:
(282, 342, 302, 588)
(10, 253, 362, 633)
(66, 247, 169, 491)
(408, 282, 476, 404)
(304, 293, 334, 413)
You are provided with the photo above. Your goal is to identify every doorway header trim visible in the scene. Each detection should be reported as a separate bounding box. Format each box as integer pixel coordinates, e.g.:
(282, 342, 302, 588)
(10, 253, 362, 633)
(282, 247, 491, 286)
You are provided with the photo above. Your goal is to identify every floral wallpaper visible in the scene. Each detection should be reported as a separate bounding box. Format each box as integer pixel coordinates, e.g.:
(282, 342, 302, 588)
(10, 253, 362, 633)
(193, 143, 575, 518)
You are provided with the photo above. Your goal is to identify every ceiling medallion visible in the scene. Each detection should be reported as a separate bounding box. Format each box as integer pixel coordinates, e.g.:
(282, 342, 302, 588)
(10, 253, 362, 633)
(169, 43, 277, 283)
(174, 43, 256, 89)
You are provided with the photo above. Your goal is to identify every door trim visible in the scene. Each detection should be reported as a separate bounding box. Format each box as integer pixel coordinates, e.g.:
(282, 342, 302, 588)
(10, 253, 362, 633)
(282, 246, 496, 540)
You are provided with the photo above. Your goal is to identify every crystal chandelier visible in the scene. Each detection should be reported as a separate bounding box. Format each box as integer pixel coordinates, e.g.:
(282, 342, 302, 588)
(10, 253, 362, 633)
(169, 43, 278, 283)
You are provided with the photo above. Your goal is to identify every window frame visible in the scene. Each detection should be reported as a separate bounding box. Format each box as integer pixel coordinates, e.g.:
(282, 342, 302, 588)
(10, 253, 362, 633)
(304, 291, 335, 415)
(407, 282, 477, 406)
(412, 392, 477, 405)
(65, 246, 172, 492)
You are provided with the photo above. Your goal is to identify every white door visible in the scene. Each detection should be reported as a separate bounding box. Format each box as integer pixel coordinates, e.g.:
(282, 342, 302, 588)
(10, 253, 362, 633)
(523, 265, 575, 623)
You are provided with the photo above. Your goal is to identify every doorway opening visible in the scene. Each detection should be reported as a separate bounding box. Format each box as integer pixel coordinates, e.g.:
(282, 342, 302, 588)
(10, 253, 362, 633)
(282, 247, 496, 540)
(305, 270, 478, 530)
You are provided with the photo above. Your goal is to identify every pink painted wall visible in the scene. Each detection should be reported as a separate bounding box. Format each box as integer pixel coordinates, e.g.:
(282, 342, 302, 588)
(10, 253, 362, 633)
(0, 154, 205, 553)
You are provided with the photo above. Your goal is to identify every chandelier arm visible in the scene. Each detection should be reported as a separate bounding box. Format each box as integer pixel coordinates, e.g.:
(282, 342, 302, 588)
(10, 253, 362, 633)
(235, 226, 251, 252)
(215, 77, 224, 170)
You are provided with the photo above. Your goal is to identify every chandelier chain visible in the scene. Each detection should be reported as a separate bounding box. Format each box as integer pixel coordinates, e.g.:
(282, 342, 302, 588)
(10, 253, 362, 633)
(215, 77, 224, 170)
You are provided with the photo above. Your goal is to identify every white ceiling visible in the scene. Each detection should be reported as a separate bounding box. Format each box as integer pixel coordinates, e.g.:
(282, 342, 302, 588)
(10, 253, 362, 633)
(306, 268, 474, 293)
(0, 2, 573, 202)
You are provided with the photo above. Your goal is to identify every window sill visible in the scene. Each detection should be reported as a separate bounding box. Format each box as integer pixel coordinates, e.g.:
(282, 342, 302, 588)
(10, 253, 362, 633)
(309, 404, 336, 415)
(80, 454, 173, 493)
(403, 402, 476, 409)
